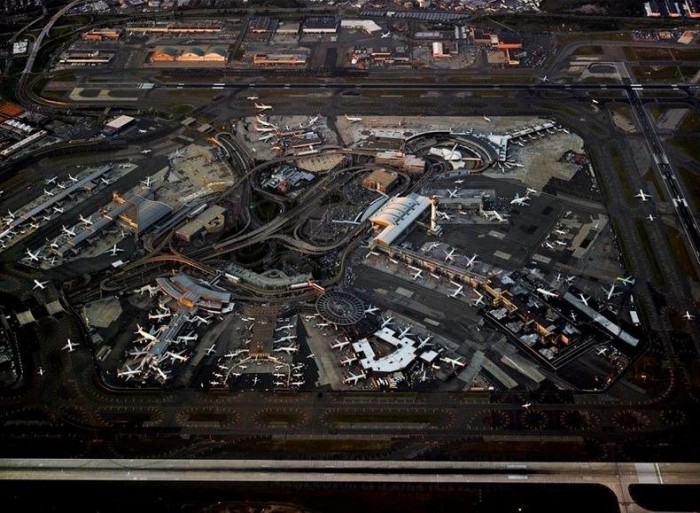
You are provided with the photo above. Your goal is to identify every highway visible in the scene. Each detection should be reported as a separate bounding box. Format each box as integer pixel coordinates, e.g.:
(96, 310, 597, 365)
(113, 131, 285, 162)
(1, 459, 698, 513)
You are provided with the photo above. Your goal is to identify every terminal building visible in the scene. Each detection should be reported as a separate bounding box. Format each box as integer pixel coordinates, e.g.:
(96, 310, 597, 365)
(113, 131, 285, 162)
(361, 168, 398, 193)
(368, 193, 432, 246)
(102, 115, 135, 137)
(156, 274, 232, 312)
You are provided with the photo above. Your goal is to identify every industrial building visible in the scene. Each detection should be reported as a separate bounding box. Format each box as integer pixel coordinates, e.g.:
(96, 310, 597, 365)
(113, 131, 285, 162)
(361, 168, 398, 193)
(175, 205, 227, 242)
(252, 54, 307, 67)
(301, 17, 339, 34)
(102, 115, 135, 137)
(149, 46, 228, 63)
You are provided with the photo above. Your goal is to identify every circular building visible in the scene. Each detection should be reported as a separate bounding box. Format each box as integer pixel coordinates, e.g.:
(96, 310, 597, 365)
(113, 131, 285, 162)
(316, 291, 365, 325)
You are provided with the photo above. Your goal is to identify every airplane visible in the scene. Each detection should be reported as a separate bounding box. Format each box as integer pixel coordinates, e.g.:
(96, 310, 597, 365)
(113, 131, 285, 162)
(591, 98, 599, 105)
(246, 95, 259, 101)
(37, 367, 44, 376)
(26, 248, 41, 262)
(578, 294, 590, 307)
(308, 114, 320, 125)
(134, 284, 159, 297)
(536, 288, 558, 299)
(67, 173, 78, 182)
(316, 322, 330, 328)
(53, 206, 64, 214)
(647, 214, 656, 221)
(437, 211, 452, 221)
(447, 188, 460, 198)
(134, 324, 161, 342)
(538, 74, 549, 82)
(602, 284, 618, 301)
(274, 335, 297, 343)
(340, 355, 357, 366)
(634, 190, 651, 202)
(440, 356, 466, 369)
(331, 339, 350, 350)
(418, 335, 432, 347)
(616, 276, 635, 286)
(380, 315, 393, 328)
(364, 305, 379, 314)
(165, 350, 188, 363)
(275, 346, 298, 355)
(33, 279, 48, 290)
(473, 294, 485, 307)
(345, 114, 362, 123)
(483, 115, 492, 122)
(45, 176, 57, 185)
(57, 182, 66, 190)
(304, 314, 318, 321)
(398, 326, 412, 338)
(79, 214, 93, 226)
(554, 229, 567, 236)
(596, 347, 609, 356)
(100, 177, 111, 185)
(241, 316, 255, 322)
(381, 31, 391, 38)
(526, 188, 538, 195)
(117, 365, 141, 380)
(522, 402, 532, 409)
(411, 269, 423, 280)
(61, 225, 77, 237)
(276, 323, 295, 332)
(290, 380, 305, 387)
(426, 242, 440, 252)
(486, 210, 506, 223)
(444, 248, 456, 262)
(448, 284, 464, 298)
(254, 102, 272, 111)
(343, 370, 366, 385)
(148, 310, 170, 320)
(465, 254, 478, 267)
(191, 315, 212, 325)
(5, 210, 15, 221)
(62, 338, 79, 352)
(140, 149, 152, 154)
(43, 188, 55, 197)
(141, 176, 153, 187)
(510, 193, 530, 206)
(565, 275, 576, 284)
(155, 367, 170, 381)
(683, 311, 695, 321)
(107, 244, 124, 257)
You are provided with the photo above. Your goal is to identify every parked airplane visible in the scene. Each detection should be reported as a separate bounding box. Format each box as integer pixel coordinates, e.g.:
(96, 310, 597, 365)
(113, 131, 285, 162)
(343, 370, 366, 385)
(578, 294, 590, 307)
(148, 310, 170, 320)
(107, 244, 124, 257)
(254, 102, 272, 111)
(26, 248, 41, 262)
(381, 31, 391, 38)
(155, 367, 170, 381)
(411, 268, 423, 280)
(683, 311, 695, 321)
(276, 323, 295, 332)
(140, 149, 152, 154)
(134, 324, 160, 342)
(647, 214, 656, 221)
(57, 182, 66, 190)
(634, 190, 651, 202)
(465, 254, 478, 267)
(117, 365, 141, 380)
(522, 402, 532, 409)
(483, 115, 492, 122)
(43, 188, 55, 197)
(141, 176, 153, 187)
(68, 173, 78, 182)
(134, 284, 159, 297)
(33, 279, 48, 290)
(616, 276, 635, 286)
(62, 338, 79, 352)
(316, 322, 330, 328)
(444, 248, 456, 261)
(241, 316, 255, 322)
(448, 284, 464, 298)
(536, 288, 558, 299)
(275, 345, 298, 355)
(53, 206, 64, 214)
(473, 294, 485, 307)
(100, 177, 111, 185)
(340, 355, 357, 366)
(510, 193, 530, 206)
(178, 332, 198, 342)
(308, 114, 320, 125)
(274, 335, 297, 344)
(364, 305, 379, 314)
(447, 188, 460, 198)
(380, 315, 393, 328)
(486, 210, 506, 223)
(602, 284, 618, 301)
(440, 356, 466, 369)
(426, 242, 440, 252)
(345, 114, 362, 123)
(331, 339, 350, 350)
(37, 367, 44, 376)
(45, 176, 57, 185)
(398, 326, 412, 338)
(596, 347, 609, 356)
(246, 95, 259, 101)
(165, 350, 188, 363)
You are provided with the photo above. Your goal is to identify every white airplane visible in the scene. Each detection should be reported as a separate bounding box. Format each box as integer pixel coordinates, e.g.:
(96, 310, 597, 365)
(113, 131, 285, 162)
(26, 248, 41, 262)
(602, 284, 618, 301)
(62, 338, 79, 352)
(473, 294, 485, 307)
(364, 305, 379, 314)
(554, 229, 567, 236)
(444, 248, 456, 262)
(683, 311, 694, 321)
(345, 114, 362, 123)
(411, 269, 423, 280)
(316, 322, 330, 328)
(78, 214, 93, 226)
(43, 188, 55, 197)
(140, 149, 152, 154)
(57, 182, 66, 190)
(465, 254, 478, 267)
(304, 314, 318, 321)
(117, 365, 141, 380)
(522, 402, 532, 409)
(447, 188, 460, 198)
(440, 356, 466, 369)
(134, 324, 160, 342)
(616, 276, 635, 286)
(526, 188, 537, 195)
(241, 316, 255, 322)
(578, 294, 590, 307)
(448, 284, 464, 298)
(33, 279, 48, 290)
(68, 173, 78, 182)
(381, 31, 390, 38)
(178, 332, 198, 342)
(343, 370, 366, 385)
(254, 102, 272, 111)
(331, 339, 350, 350)
(510, 193, 530, 206)
(134, 284, 159, 297)
(107, 244, 124, 257)
(275, 346, 298, 355)
(340, 355, 357, 366)
(635, 190, 651, 202)
(426, 242, 440, 252)
(5, 210, 15, 220)
(141, 176, 153, 187)
(37, 367, 44, 376)
(536, 288, 558, 299)
(276, 323, 295, 332)
(398, 326, 412, 338)
(596, 347, 609, 356)
(45, 176, 57, 185)
(437, 211, 452, 221)
(274, 335, 297, 343)
(487, 210, 506, 223)
(148, 310, 170, 320)
(100, 177, 111, 185)
(483, 115, 492, 122)
(61, 224, 77, 237)
(380, 315, 393, 328)
(191, 315, 212, 325)
(165, 350, 188, 363)
(291, 380, 305, 387)
(539, 74, 549, 82)
(246, 95, 259, 101)
(647, 214, 656, 221)
(155, 367, 170, 381)
(53, 206, 64, 214)
(309, 114, 320, 125)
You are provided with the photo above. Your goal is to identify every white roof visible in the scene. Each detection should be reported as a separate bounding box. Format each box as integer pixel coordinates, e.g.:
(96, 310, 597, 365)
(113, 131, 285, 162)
(369, 193, 432, 245)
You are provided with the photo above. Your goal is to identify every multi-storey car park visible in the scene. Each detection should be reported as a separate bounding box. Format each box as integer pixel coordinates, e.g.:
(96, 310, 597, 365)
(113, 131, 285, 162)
(0, 3, 700, 511)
